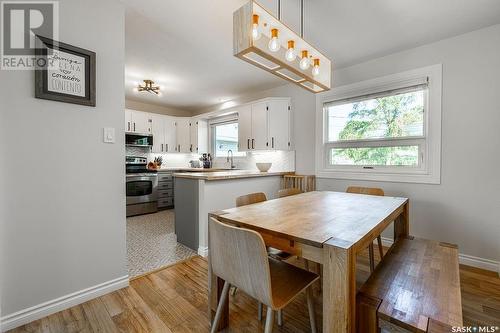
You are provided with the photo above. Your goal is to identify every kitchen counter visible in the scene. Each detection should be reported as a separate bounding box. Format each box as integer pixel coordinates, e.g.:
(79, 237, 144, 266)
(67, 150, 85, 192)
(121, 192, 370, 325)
(174, 170, 294, 255)
(156, 167, 240, 172)
(173, 170, 294, 180)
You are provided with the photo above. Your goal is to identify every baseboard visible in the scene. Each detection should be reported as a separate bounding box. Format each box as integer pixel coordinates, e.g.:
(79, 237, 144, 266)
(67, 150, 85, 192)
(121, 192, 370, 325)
(198, 246, 208, 257)
(380, 237, 500, 274)
(0, 275, 129, 332)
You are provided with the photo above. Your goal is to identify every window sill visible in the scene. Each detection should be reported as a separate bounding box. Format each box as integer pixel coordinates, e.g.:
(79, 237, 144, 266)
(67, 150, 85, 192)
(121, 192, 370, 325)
(316, 169, 440, 184)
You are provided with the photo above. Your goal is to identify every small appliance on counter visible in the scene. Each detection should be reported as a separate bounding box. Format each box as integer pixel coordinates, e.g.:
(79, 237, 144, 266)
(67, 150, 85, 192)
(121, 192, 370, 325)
(125, 156, 158, 217)
(200, 153, 212, 169)
(189, 160, 201, 168)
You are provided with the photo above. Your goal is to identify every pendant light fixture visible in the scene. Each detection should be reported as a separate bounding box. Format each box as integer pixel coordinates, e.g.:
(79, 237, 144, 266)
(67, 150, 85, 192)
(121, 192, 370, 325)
(233, 0, 332, 93)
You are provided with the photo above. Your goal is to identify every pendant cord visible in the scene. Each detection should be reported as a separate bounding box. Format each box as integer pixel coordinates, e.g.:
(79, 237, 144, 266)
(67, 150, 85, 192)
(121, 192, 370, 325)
(277, 0, 281, 20)
(300, 0, 304, 38)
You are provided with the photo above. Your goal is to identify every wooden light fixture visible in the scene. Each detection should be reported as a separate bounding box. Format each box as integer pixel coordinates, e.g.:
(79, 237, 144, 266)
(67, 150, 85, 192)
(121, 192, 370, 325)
(233, 0, 332, 93)
(137, 80, 160, 95)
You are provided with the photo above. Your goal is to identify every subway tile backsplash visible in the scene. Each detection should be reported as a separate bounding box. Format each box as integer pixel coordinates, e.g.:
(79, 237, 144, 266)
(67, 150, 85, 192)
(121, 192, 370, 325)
(126, 147, 295, 172)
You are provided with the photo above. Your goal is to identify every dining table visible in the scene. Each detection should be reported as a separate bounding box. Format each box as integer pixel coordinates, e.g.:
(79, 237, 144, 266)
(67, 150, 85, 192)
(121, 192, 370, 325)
(208, 190, 409, 333)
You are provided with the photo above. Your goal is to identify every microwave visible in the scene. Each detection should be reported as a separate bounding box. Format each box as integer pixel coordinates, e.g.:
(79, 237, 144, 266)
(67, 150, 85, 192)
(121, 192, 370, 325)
(125, 133, 153, 147)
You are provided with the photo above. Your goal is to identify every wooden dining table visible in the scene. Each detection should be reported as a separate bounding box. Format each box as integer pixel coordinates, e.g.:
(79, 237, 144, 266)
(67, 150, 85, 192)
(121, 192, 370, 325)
(208, 191, 409, 333)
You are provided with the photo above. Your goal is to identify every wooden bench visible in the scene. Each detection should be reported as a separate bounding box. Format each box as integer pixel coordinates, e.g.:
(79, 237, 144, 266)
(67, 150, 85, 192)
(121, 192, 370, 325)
(357, 237, 463, 333)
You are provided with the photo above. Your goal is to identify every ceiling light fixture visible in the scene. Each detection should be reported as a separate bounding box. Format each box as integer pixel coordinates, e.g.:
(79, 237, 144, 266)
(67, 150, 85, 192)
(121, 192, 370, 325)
(233, 0, 331, 93)
(137, 80, 160, 95)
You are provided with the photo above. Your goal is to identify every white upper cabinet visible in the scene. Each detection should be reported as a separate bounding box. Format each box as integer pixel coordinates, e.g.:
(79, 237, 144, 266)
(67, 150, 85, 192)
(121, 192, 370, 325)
(190, 119, 208, 154)
(251, 102, 269, 150)
(237, 98, 291, 152)
(267, 99, 291, 151)
(176, 118, 191, 153)
(164, 117, 177, 153)
(237, 105, 252, 151)
(125, 109, 152, 134)
(150, 113, 165, 153)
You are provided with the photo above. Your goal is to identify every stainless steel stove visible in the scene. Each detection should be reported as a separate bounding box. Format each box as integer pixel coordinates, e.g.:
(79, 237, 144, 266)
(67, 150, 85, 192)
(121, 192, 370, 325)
(126, 156, 158, 217)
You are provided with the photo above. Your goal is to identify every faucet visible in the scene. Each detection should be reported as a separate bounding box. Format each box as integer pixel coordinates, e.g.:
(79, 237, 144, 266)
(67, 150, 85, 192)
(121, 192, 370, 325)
(227, 150, 235, 169)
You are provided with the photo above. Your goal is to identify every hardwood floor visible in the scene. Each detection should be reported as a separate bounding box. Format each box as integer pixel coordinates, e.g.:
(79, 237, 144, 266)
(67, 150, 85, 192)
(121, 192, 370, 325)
(7, 252, 500, 333)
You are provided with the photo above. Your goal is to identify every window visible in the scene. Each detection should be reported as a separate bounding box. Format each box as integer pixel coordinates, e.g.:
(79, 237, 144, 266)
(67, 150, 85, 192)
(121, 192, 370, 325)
(211, 120, 245, 157)
(316, 64, 442, 184)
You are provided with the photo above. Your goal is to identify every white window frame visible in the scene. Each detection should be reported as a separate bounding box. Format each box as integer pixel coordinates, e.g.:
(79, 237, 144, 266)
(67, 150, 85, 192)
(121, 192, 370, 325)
(315, 64, 442, 184)
(209, 115, 246, 158)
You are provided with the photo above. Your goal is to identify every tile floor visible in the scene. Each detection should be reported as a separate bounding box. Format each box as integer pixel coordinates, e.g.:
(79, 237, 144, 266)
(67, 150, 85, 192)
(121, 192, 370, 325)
(126, 209, 196, 278)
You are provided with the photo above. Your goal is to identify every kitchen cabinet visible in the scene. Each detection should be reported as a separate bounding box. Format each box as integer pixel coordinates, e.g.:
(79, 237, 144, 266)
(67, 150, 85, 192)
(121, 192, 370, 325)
(150, 113, 165, 153)
(164, 117, 177, 153)
(237, 98, 291, 151)
(176, 118, 191, 153)
(189, 119, 208, 153)
(125, 109, 152, 134)
(237, 105, 252, 151)
(267, 99, 291, 150)
(151, 114, 177, 153)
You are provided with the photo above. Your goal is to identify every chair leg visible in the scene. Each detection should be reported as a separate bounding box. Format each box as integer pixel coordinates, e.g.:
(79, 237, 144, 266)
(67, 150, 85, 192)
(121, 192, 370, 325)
(277, 309, 283, 326)
(210, 281, 230, 333)
(304, 259, 310, 271)
(306, 286, 317, 333)
(258, 302, 263, 321)
(377, 235, 384, 259)
(317, 263, 322, 293)
(368, 243, 375, 273)
(264, 307, 274, 333)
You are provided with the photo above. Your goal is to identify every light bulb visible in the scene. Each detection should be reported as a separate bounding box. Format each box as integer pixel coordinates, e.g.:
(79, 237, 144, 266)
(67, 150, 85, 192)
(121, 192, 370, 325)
(299, 50, 310, 70)
(268, 28, 280, 52)
(285, 40, 296, 61)
(251, 15, 261, 40)
(312, 58, 320, 76)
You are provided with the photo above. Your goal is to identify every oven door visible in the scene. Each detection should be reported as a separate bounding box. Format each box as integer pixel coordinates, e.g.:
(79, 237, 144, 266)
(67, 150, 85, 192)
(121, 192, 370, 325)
(126, 175, 158, 205)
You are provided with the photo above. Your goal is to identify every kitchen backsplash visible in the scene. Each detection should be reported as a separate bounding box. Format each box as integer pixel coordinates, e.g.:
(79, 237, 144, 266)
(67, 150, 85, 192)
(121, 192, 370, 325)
(126, 147, 295, 171)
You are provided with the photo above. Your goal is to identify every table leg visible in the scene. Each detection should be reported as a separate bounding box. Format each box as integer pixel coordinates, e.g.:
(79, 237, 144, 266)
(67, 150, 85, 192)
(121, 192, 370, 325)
(208, 256, 229, 331)
(323, 241, 356, 333)
(394, 201, 410, 241)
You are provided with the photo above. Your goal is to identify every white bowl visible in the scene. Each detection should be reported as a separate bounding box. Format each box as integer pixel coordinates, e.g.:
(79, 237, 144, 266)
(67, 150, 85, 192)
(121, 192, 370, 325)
(256, 162, 272, 172)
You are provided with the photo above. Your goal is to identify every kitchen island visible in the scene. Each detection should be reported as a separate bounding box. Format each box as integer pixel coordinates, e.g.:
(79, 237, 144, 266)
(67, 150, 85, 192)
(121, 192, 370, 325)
(174, 170, 293, 255)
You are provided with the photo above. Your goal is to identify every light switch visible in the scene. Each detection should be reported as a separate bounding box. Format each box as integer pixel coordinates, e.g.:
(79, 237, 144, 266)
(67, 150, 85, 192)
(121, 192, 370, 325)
(103, 127, 115, 143)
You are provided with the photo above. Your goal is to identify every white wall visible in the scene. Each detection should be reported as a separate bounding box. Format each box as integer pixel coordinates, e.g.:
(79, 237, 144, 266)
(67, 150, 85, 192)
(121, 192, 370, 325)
(318, 24, 500, 269)
(0, 0, 127, 327)
(213, 24, 500, 270)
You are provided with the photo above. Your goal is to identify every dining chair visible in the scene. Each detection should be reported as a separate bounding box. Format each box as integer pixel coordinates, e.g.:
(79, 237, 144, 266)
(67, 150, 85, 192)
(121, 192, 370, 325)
(235, 192, 290, 324)
(277, 187, 303, 198)
(346, 186, 385, 272)
(209, 217, 319, 333)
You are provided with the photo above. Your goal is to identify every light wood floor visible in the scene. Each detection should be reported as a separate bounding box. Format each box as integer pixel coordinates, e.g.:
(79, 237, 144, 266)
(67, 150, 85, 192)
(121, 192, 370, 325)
(8, 250, 500, 333)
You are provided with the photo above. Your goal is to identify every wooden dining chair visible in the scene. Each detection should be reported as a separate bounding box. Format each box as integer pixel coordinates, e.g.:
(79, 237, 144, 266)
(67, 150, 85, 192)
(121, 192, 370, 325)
(346, 186, 385, 273)
(235, 192, 289, 324)
(209, 217, 319, 333)
(277, 187, 302, 198)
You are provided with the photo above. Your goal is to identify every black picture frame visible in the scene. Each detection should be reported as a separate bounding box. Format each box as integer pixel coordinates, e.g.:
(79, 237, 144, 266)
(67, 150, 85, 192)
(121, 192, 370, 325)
(35, 35, 96, 107)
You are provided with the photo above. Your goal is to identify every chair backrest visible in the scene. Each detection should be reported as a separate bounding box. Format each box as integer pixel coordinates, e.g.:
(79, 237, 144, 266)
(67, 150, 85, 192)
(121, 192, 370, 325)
(236, 192, 267, 207)
(278, 187, 303, 198)
(209, 217, 274, 307)
(346, 186, 385, 197)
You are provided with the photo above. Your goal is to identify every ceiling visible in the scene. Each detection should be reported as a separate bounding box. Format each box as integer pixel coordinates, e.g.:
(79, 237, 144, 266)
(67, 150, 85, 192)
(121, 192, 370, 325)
(123, 0, 500, 112)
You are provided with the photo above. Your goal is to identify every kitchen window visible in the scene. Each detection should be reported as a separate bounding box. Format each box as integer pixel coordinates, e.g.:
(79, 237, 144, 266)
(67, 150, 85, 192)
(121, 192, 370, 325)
(210, 118, 246, 157)
(316, 64, 442, 184)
